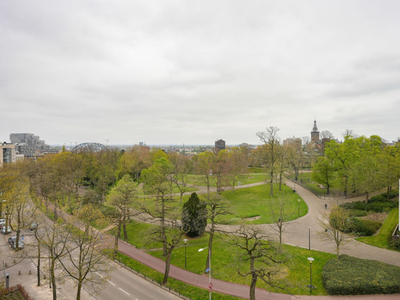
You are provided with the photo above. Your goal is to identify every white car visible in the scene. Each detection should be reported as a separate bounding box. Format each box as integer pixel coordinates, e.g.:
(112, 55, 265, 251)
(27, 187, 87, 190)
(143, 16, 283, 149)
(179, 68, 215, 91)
(1, 226, 11, 234)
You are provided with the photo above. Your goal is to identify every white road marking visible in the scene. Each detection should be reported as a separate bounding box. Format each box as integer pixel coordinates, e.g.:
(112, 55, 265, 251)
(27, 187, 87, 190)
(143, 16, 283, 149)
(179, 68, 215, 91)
(96, 272, 103, 277)
(119, 288, 130, 296)
(107, 279, 116, 286)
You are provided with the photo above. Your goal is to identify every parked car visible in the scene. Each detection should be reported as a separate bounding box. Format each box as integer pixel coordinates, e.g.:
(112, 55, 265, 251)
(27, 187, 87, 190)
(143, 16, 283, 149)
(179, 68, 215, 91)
(1, 226, 11, 234)
(0, 219, 5, 225)
(8, 236, 16, 244)
(30, 222, 38, 230)
(11, 239, 24, 250)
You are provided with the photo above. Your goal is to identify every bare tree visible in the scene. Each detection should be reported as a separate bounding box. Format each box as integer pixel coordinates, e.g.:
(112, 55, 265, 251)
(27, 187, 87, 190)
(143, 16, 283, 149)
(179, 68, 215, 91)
(41, 219, 70, 300)
(227, 225, 287, 300)
(256, 126, 281, 196)
(227, 147, 248, 191)
(318, 206, 351, 259)
(204, 194, 231, 272)
(169, 152, 193, 205)
(141, 158, 174, 256)
(268, 195, 294, 245)
(59, 204, 113, 300)
(196, 151, 215, 199)
(148, 217, 186, 285)
(106, 175, 140, 258)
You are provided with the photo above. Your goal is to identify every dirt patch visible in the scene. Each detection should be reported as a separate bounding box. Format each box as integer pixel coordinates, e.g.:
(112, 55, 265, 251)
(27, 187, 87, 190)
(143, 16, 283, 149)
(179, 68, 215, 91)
(361, 213, 388, 223)
(244, 216, 261, 221)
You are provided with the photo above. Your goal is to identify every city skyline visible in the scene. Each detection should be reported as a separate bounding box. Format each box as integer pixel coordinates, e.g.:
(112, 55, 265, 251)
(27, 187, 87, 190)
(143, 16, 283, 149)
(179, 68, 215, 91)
(1, 1, 400, 145)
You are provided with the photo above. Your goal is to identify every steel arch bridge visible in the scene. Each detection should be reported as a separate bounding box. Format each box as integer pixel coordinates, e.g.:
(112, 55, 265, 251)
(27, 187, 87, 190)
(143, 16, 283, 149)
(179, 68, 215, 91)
(73, 142, 106, 152)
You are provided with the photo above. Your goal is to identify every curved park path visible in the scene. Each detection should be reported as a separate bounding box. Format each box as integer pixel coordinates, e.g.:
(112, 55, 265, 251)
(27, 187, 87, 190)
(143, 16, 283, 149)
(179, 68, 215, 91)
(118, 181, 400, 299)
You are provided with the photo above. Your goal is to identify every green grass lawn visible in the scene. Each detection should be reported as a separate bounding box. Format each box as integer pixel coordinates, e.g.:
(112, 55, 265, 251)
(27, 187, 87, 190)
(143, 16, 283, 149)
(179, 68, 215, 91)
(118, 219, 334, 296)
(292, 172, 343, 197)
(356, 208, 399, 249)
(136, 183, 308, 225)
(220, 184, 308, 224)
(186, 173, 270, 187)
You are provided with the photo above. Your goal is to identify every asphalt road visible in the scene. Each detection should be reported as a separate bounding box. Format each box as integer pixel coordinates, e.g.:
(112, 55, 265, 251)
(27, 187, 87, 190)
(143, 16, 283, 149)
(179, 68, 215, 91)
(0, 225, 182, 300)
(96, 266, 181, 300)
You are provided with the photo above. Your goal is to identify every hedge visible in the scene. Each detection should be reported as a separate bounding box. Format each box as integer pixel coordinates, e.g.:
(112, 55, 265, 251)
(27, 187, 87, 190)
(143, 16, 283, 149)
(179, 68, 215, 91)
(340, 190, 399, 213)
(348, 218, 381, 236)
(322, 255, 400, 295)
(341, 201, 396, 213)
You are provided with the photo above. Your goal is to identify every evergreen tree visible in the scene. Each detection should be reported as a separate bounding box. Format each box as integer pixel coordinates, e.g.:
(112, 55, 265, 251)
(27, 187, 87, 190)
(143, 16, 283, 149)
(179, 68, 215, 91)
(182, 192, 207, 237)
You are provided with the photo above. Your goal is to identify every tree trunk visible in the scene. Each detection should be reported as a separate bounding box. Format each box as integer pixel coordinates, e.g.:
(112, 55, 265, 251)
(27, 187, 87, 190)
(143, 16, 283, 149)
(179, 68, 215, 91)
(162, 248, 173, 285)
(249, 273, 257, 300)
(53, 200, 58, 221)
(114, 220, 122, 259)
(337, 244, 340, 259)
(37, 247, 41, 286)
(270, 170, 274, 196)
(51, 261, 57, 300)
(123, 213, 128, 240)
(206, 220, 214, 271)
(68, 195, 72, 214)
(76, 281, 82, 300)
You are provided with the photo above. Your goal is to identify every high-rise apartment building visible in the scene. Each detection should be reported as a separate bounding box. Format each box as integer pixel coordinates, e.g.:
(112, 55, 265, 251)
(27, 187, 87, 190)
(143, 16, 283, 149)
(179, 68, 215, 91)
(10, 133, 50, 157)
(0, 142, 16, 167)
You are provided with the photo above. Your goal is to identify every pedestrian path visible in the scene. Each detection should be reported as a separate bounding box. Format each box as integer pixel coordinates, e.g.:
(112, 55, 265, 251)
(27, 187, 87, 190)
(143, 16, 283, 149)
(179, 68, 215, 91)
(117, 180, 400, 299)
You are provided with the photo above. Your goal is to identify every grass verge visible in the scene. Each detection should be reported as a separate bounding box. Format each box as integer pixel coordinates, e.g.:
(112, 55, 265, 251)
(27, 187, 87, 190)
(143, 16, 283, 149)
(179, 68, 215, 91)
(356, 208, 399, 249)
(118, 220, 335, 295)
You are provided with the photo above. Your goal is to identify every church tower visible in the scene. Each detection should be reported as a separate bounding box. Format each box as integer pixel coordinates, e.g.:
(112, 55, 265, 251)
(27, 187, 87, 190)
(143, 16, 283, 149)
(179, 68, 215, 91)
(311, 120, 319, 142)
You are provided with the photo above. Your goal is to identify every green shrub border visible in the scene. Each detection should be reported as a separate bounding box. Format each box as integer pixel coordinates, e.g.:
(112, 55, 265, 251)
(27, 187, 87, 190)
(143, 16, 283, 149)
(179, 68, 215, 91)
(322, 255, 400, 295)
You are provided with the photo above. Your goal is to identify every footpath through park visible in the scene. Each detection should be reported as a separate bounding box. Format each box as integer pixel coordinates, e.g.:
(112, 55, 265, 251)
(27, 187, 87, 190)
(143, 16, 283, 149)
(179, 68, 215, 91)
(118, 181, 400, 299)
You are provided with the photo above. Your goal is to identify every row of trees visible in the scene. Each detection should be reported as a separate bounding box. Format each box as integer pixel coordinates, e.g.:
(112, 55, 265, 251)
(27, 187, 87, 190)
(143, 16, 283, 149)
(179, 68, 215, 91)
(0, 163, 113, 300)
(312, 134, 400, 199)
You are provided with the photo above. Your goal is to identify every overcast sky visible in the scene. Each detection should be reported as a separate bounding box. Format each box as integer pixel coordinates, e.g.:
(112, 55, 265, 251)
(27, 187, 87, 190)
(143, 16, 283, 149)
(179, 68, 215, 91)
(1, 1, 400, 146)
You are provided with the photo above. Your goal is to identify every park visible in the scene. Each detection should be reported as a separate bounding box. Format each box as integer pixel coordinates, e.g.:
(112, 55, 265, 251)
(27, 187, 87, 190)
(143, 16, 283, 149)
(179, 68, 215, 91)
(2, 131, 400, 300)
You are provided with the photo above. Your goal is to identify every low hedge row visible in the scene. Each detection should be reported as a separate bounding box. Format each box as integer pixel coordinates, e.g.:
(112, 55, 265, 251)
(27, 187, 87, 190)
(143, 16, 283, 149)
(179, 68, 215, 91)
(348, 218, 381, 236)
(341, 201, 396, 213)
(340, 190, 399, 213)
(323, 255, 400, 295)
(369, 190, 399, 203)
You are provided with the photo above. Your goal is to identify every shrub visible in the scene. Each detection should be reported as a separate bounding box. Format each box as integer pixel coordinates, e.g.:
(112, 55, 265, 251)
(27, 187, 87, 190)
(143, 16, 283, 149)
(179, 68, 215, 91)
(341, 201, 395, 213)
(347, 218, 381, 236)
(348, 209, 368, 217)
(369, 194, 387, 203)
(323, 255, 400, 295)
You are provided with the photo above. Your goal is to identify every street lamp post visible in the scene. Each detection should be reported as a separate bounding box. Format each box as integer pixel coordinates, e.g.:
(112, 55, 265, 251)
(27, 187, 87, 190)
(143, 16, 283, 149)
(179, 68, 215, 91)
(199, 247, 212, 300)
(308, 227, 311, 250)
(297, 199, 301, 217)
(183, 239, 188, 268)
(307, 257, 315, 293)
(1, 200, 8, 234)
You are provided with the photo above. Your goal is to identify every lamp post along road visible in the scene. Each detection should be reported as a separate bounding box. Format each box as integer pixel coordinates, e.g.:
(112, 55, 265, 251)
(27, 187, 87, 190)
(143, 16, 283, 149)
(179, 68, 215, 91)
(297, 199, 300, 217)
(307, 257, 315, 293)
(199, 247, 212, 300)
(183, 239, 188, 268)
(2, 200, 8, 234)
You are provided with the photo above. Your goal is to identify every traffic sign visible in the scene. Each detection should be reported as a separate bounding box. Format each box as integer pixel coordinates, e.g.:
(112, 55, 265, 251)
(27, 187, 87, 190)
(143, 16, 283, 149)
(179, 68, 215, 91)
(209, 282, 213, 292)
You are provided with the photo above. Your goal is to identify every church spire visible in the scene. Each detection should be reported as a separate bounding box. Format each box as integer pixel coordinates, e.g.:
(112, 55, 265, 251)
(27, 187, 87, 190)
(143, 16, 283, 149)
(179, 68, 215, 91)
(312, 119, 318, 132)
(311, 120, 319, 142)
